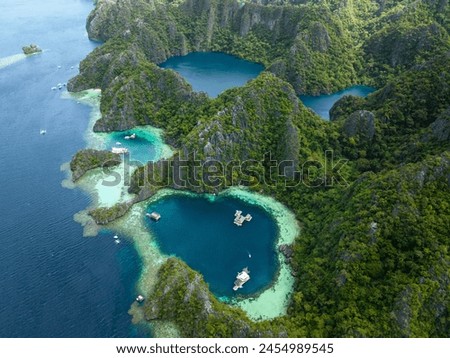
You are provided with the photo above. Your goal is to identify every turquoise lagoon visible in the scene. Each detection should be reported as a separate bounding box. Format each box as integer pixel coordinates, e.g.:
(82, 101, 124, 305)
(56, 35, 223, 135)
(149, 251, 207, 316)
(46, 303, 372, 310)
(300, 85, 375, 120)
(160, 52, 264, 97)
(145, 194, 278, 297)
(106, 128, 170, 164)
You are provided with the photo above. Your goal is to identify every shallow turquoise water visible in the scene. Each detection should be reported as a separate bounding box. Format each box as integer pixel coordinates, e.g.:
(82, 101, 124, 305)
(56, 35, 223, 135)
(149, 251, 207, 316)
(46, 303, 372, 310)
(106, 129, 160, 165)
(300, 85, 375, 120)
(145, 195, 279, 297)
(160, 52, 264, 97)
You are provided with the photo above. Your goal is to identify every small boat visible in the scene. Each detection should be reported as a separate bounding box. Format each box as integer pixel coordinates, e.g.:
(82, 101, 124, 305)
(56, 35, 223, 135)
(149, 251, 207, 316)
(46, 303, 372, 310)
(57, 65, 61, 69)
(124, 133, 136, 140)
(115, 142, 122, 146)
(114, 239, 120, 244)
(113, 235, 118, 239)
(233, 267, 250, 291)
(51, 86, 57, 91)
(40, 129, 47, 135)
(111, 147, 128, 154)
(136, 295, 145, 303)
(146, 212, 161, 221)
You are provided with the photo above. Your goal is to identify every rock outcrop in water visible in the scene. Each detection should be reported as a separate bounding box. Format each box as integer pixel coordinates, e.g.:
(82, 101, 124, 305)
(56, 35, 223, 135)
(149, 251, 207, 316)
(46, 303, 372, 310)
(70, 149, 121, 182)
(22, 44, 42, 55)
(89, 202, 133, 225)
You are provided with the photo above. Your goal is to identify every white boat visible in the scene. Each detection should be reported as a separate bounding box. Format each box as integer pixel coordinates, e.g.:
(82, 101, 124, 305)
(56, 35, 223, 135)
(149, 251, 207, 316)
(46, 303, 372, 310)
(146, 212, 161, 221)
(233, 267, 250, 291)
(40, 129, 46, 135)
(51, 87, 57, 91)
(115, 142, 122, 146)
(125, 133, 136, 140)
(111, 147, 128, 154)
(114, 239, 120, 244)
(113, 235, 118, 239)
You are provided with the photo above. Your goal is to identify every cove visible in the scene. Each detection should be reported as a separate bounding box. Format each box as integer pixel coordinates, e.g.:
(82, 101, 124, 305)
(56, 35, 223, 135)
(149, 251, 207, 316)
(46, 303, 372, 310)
(145, 195, 278, 297)
(300, 85, 375, 120)
(159, 52, 264, 97)
(106, 127, 171, 164)
(62, 91, 173, 210)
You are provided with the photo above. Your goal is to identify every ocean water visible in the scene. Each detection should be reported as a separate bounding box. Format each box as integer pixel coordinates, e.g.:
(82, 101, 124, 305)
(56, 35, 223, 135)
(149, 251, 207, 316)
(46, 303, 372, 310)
(146, 195, 278, 297)
(160, 52, 264, 97)
(300, 85, 375, 120)
(0, 0, 147, 337)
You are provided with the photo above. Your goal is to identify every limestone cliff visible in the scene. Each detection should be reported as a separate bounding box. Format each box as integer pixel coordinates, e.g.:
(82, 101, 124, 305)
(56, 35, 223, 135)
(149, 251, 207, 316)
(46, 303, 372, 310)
(78, 0, 362, 95)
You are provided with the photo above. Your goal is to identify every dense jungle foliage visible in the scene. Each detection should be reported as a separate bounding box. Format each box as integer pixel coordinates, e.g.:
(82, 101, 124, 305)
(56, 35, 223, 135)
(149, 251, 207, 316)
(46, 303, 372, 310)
(69, 0, 449, 337)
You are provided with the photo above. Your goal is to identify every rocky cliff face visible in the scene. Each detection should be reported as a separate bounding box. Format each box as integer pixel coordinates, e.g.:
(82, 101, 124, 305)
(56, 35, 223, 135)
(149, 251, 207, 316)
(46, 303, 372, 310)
(79, 0, 361, 95)
(183, 73, 300, 165)
(364, 0, 450, 84)
(365, 21, 449, 68)
(94, 62, 203, 133)
(342, 110, 376, 141)
(127, 73, 312, 197)
(429, 107, 450, 142)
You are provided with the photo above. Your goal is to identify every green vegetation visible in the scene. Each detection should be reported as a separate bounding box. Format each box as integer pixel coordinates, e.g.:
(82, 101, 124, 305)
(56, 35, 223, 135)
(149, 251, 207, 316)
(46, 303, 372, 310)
(70, 149, 121, 181)
(89, 202, 132, 225)
(146, 258, 285, 337)
(22, 44, 42, 55)
(271, 153, 450, 337)
(70, 0, 450, 337)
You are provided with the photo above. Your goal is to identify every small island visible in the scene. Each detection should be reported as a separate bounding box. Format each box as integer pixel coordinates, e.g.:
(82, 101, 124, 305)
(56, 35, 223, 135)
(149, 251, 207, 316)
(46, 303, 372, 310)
(70, 149, 121, 182)
(89, 202, 133, 225)
(22, 44, 42, 55)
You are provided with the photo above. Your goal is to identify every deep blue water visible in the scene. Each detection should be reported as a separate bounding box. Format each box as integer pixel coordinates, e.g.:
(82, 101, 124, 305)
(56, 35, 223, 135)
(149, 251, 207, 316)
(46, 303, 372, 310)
(300, 85, 375, 120)
(160, 52, 264, 97)
(146, 195, 278, 297)
(0, 0, 147, 337)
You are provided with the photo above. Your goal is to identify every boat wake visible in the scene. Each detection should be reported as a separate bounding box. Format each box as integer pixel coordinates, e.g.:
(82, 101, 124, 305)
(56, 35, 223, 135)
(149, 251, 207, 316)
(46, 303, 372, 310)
(0, 53, 26, 70)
